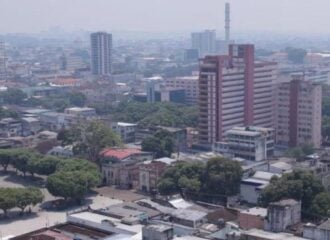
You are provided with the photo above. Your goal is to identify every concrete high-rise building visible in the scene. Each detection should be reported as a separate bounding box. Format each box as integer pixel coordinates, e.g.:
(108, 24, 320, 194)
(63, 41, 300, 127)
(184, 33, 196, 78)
(276, 74, 322, 148)
(198, 44, 277, 146)
(191, 30, 217, 57)
(0, 40, 7, 80)
(90, 32, 112, 75)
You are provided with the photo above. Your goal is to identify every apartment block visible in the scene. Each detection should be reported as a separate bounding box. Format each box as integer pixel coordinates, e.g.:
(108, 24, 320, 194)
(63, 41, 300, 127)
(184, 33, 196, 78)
(164, 76, 199, 105)
(276, 74, 322, 148)
(198, 44, 277, 146)
(90, 32, 112, 75)
(213, 126, 275, 161)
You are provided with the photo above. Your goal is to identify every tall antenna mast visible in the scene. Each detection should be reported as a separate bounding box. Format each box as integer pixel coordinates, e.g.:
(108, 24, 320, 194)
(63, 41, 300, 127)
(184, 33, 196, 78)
(225, 2, 231, 42)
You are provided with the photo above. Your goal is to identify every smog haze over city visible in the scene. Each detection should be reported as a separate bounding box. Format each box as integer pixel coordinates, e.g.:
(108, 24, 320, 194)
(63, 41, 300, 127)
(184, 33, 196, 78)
(2, 0, 330, 240)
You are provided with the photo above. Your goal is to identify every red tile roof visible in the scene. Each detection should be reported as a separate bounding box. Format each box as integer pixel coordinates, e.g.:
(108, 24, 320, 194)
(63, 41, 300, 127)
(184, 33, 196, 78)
(100, 148, 142, 160)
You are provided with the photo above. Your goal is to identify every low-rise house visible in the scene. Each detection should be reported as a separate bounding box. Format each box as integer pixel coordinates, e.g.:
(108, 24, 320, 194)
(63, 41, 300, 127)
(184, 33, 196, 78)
(101, 148, 153, 188)
(304, 219, 330, 240)
(238, 207, 267, 230)
(40, 112, 76, 131)
(111, 122, 138, 143)
(139, 160, 168, 192)
(241, 228, 308, 240)
(170, 208, 208, 228)
(240, 171, 280, 204)
(21, 117, 40, 136)
(0, 118, 22, 137)
(47, 145, 73, 158)
(265, 199, 301, 233)
(64, 107, 96, 118)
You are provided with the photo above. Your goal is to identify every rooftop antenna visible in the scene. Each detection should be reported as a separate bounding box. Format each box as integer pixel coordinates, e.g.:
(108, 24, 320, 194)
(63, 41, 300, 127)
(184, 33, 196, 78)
(225, 2, 231, 42)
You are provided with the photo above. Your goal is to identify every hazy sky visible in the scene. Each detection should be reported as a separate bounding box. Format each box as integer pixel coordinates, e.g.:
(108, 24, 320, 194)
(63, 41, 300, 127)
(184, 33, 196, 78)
(1, 0, 330, 34)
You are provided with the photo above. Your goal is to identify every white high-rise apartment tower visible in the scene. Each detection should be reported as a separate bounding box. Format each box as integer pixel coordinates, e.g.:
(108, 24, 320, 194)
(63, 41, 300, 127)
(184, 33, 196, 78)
(90, 32, 112, 75)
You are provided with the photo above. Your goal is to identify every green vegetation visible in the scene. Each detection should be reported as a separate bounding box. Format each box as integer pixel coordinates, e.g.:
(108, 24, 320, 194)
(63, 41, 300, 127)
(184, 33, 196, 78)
(0, 107, 18, 119)
(23, 92, 87, 112)
(157, 157, 243, 202)
(0, 88, 27, 105)
(142, 129, 175, 158)
(91, 101, 198, 128)
(0, 187, 43, 217)
(259, 170, 326, 219)
(285, 47, 307, 64)
(0, 149, 101, 203)
(46, 159, 100, 202)
(58, 121, 122, 164)
(285, 144, 314, 159)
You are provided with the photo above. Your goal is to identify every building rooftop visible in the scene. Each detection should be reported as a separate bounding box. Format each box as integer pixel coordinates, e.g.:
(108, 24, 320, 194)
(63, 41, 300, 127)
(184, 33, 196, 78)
(253, 171, 280, 181)
(171, 208, 207, 221)
(65, 107, 95, 112)
(270, 199, 299, 207)
(169, 198, 193, 209)
(144, 224, 173, 232)
(68, 211, 143, 235)
(243, 228, 307, 240)
(117, 122, 138, 127)
(318, 219, 330, 230)
(240, 207, 267, 217)
(101, 148, 143, 161)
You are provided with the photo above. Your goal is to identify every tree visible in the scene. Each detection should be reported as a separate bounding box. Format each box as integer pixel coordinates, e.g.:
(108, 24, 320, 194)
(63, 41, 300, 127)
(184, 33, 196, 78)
(0, 149, 13, 172)
(203, 157, 243, 196)
(0, 188, 17, 217)
(69, 92, 86, 107)
(259, 170, 325, 217)
(309, 192, 330, 219)
(157, 178, 177, 195)
(28, 156, 62, 176)
(158, 161, 204, 196)
(10, 149, 37, 177)
(71, 121, 122, 163)
(15, 188, 43, 214)
(46, 169, 100, 202)
(142, 130, 175, 158)
(0, 88, 27, 104)
(285, 47, 307, 64)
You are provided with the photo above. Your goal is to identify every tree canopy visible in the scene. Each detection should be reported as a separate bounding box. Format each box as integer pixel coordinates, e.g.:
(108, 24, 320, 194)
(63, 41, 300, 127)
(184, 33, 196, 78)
(259, 170, 325, 218)
(0, 187, 43, 216)
(157, 157, 243, 203)
(65, 121, 122, 163)
(90, 101, 198, 129)
(142, 130, 175, 158)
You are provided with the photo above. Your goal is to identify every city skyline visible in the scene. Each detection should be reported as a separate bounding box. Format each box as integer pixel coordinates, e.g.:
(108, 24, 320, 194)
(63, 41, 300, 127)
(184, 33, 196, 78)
(1, 0, 330, 35)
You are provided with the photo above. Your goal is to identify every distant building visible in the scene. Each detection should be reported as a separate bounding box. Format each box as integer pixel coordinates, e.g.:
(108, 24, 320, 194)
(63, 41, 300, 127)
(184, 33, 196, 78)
(101, 148, 153, 188)
(142, 225, 174, 240)
(64, 107, 96, 118)
(111, 122, 137, 143)
(164, 76, 199, 105)
(238, 207, 267, 230)
(276, 74, 322, 148)
(191, 30, 217, 57)
(265, 199, 301, 233)
(184, 49, 199, 62)
(0, 118, 22, 137)
(213, 126, 275, 162)
(47, 146, 73, 158)
(240, 171, 280, 204)
(90, 32, 112, 75)
(139, 160, 169, 192)
(170, 208, 207, 228)
(241, 228, 308, 240)
(304, 219, 330, 240)
(198, 44, 277, 147)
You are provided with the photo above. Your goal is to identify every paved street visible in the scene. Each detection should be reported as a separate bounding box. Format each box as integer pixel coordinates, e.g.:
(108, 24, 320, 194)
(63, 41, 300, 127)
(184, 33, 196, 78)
(0, 171, 123, 238)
